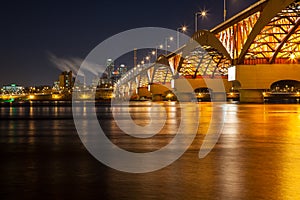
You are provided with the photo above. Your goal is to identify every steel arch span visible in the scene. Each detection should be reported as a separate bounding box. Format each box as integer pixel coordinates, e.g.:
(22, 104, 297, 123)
(212, 0, 300, 65)
(115, 0, 300, 100)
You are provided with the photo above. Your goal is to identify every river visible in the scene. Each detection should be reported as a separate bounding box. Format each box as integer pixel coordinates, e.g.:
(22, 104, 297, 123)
(1, 102, 300, 199)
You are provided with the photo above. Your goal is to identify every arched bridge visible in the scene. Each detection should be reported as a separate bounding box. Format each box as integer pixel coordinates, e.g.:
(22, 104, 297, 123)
(115, 0, 300, 102)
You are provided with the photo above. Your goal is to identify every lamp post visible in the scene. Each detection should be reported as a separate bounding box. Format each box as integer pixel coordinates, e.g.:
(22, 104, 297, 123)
(177, 26, 187, 49)
(195, 10, 207, 32)
(152, 45, 163, 60)
(151, 50, 156, 56)
(145, 56, 150, 65)
(224, 0, 227, 21)
(165, 36, 174, 54)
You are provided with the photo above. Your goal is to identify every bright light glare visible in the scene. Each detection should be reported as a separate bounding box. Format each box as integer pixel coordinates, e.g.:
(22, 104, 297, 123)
(290, 53, 296, 60)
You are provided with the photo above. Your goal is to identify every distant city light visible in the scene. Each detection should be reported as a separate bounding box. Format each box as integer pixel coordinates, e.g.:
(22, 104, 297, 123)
(52, 94, 61, 99)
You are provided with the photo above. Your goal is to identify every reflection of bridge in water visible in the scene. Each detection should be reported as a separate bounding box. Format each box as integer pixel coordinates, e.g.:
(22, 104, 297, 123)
(115, 0, 300, 103)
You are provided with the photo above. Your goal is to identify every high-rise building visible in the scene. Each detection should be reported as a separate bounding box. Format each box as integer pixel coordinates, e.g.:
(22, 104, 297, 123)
(1, 84, 24, 94)
(52, 81, 60, 91)
(59, 71, 73, 90)
(106, 59, 114, 79)
(117, 64, 127, 77)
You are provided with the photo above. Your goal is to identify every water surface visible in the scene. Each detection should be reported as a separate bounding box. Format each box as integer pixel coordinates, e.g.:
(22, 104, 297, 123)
(1, 102, 300, 199)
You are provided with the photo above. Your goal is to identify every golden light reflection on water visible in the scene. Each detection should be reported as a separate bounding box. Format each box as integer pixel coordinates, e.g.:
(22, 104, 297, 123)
(275, 108, 300, 199)
(2, 103, 300, 199)
(217, 104, 300, 199)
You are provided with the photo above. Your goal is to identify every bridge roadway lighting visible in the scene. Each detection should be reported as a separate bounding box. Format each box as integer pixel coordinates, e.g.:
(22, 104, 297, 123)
(165, 36, 174, 54)
(153, 45, 163, 60)
(290, 53, 296, 60)
(195, 10, 207, 32)
(177, 26, 187, 49)
(224, 0, 227, 21)
(145, 56, 151, 64)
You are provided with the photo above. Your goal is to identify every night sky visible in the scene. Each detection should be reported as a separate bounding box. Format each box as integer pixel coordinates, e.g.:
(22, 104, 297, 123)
(0, 0, 257, 86)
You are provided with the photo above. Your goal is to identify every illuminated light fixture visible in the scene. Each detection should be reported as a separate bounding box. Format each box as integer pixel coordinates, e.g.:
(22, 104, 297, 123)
(201, 10, 207, 17)
(52, 94, 61, 99)
(177, 26, 188, 48)
(166, 93, 173, 101)
(195, 9, 208, 32)
(151, 51, 156, 55)
(29, 95, 35, 100)
(290, 53, 296, 60)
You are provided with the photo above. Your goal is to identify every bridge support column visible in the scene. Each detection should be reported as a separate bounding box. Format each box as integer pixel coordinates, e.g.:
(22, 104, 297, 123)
(176, 93, 195, 102)
(138, 87, 151, 100)
(152, 94, 163, 101)
(149, 84, 170, 101)
(211, 92, 227, 102)
(239, 89, 264, 103)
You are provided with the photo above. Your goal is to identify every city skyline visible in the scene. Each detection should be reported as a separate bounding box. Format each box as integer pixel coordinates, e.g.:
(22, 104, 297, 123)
(0, 0, 257, 86)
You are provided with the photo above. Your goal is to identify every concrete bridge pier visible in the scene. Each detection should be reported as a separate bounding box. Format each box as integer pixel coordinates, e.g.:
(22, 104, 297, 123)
(176, 93, 196, 102)
(211, 92, 227, 102)
(137, 87, 151, 99)
(152, 94, 163, 101)
(239, 89, 264, 103)
(149, 84, 171, 101)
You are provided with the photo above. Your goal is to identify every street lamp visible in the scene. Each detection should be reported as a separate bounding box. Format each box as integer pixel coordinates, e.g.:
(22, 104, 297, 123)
(177, 26, 187, 49)
(153, 45, 163, 60)
(195, 10, 207, 32)
(224, 0, 227, 21)
(165, 36, 174, 54)
(145, 56, 150, 64)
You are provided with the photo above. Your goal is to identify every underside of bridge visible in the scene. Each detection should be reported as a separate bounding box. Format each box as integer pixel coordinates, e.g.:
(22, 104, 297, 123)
(212, 0, 300, 65)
